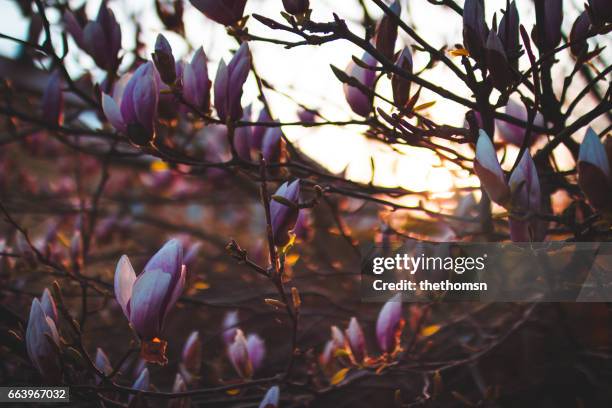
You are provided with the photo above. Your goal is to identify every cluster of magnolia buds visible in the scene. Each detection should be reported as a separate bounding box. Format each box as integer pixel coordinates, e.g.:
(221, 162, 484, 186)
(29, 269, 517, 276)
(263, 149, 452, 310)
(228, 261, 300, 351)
(114, 239, 186, 364)
(320, 294, 403, 377)
(222, 311, 266, 378)
(64, 2, 122, 72)
(473, 130, 545, 242)
(26, 289, 61, 381)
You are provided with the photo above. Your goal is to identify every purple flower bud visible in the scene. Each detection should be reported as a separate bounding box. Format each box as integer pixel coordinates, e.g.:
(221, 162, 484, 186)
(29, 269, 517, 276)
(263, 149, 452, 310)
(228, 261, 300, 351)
(114, 239, 186, 344)
(258, 385, 280, 408)
(189, 0, 248, 26)
(153, 34, 177, 85)
(297, 108, 317, 124)
(252, 108, 272, 150)
(535, 0, 563, 51)
(103, 62, 160, 145)
(463, 0, 488, 62)
(508, 152, 544, 242)
(330, 325, 345, 349)
(375, 0, 400, 61)
(183, 47, 211, 112)
(262, 125, 283, 163)
(95, 348, 112, 384)
(132, 367, 150, 391)
(569, 11, 591, 57)
(41, 70, 63, 126)
(578, 127, 611, 212)
(474, 130, 509, 205)
(376, 293, 402, 353)
(392, 46, 413, 108)
(40, 288, 58, 324)
(214, 43, 251, 122)
(181, 331, 202, 375)
(172, 373, 187, 393)
(222, 310, 239, 345)
(270, 180, 300, 247)
(63, 11, 85, 49)
(82, 2, 122, 71)
(588, 0, 612, 24)
(343, 52, 377, 117)
(293, 209, 311, 241)
(495, 99, 545, 146)
(246, 333, 265, 372)
(485, 30, 513, 90)
(345, 317, 366, 363)
(498, 1, 519, 67)
(319, 340, 335, 368)
(283, 0, 309, 15)
(234, 105, 253, 161)
(228, 329, 251, 378)
(26, 298, 61, 381)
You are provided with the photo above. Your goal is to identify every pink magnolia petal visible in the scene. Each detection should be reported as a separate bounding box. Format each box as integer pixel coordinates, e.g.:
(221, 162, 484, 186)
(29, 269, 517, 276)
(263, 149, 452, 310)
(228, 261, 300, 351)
(114, 255, 136, 319)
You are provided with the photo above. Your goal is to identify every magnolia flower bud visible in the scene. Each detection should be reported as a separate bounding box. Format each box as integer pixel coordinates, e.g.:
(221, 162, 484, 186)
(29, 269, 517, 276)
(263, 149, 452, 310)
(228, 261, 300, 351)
(270, 180, 300, 247)
(222, 310, 239, 345)
(498, 1, 519, 68)
(343, 52, 377, 117)
(474, 129, 509, 205)
(214, 43, 251, 122)
(41, 70, 63, 126)
(376, 293, 402, 353)
(189, 0, 248, 26)
(345, 317, 366, 363)
(297, 108, 317, 124)
(391, 47, 413, 108)
(258, 385, 280, 408)
(94, 348, 112, 384)
(374, 0, 400, 61)
(485, 30, 513, 90)
(169, 373, 190, 408)
(578, 128, 611, 212)
(132, 367, 150, 392)
(252, 108, 272, 150)
(293, 209, 311, 242)
(40, 288, 58, 324)
(227, 329, 266, 378)
(463, 0, 488, 62)
(63, 11, 85, 49)
(183, 47, 211, 112)
(282, 0, 309, 15)
(180, 331, 202, 377)
(26, 298, 61, 381)
(535, 0, 563, 52)
(569, 11, 591, 57)
(495, 99, 545, 146)
(82, 2, 122, 71)
(234, 105, 253, 161)
(114, 239, 186, 363)
(102, 62, 160, 146)
(330, 325, 345, 349)
(153, 34, 177, 85)
(262, 126, 283, 163)
(508, 152, 544, 242)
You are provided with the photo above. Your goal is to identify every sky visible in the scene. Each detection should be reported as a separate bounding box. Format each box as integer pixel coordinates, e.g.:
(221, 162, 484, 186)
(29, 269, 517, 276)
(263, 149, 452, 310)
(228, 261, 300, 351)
(0, 0, 606, 208)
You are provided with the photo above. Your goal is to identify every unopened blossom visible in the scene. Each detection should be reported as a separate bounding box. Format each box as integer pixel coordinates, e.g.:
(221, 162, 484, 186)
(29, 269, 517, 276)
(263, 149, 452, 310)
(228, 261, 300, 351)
(40, 288, 58, 324)
(343, 52, 377, 117)
(182, 47, 211, 113)
(214, 43, 251, 122)
(462, 0, 488, 62)
(94, 348, 112, 384)
(270, 180, 301, 247)
(189, 0, 248, 26)
(132, 367, 150, 392)
(114, 239, 186, 364)
(262, 125, 283, 163)
(498, 1, 519, 68)
(536, 0, 563, 52)
(569, 11, 591, 56)
(152, 34, 176, 85)
(222, 310, 239, 345)
(588, 0, 612, 24)
(180, 331, 202, 381)
(330, 325, 345, 349)
(578, 128, 611, 212)
(345, 317, 366, 363)
(252, 108, 272, 150)
(293, 209, 311, 242)
(392, 47, 413, 108)
(508, 152, 544, 242)
(65, 2, 121, 71)
(227, 329, 266, 378)
(495, 99, 545, 146)
(485, 30, 514, 90)
(102, 62, 160, 146)
(474, 130, 509, 205)
(297, 108, 317, 124)
(283, 0, 309, 15)
(169, 373, 190, 408)
(26, 297, 61, 381)
(376, 293, 403, 353)
(41, 70, 63, 126)
(258, 385, 280, 408)
(374, 0, 400, 61)
(234, 105, 253, 161)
